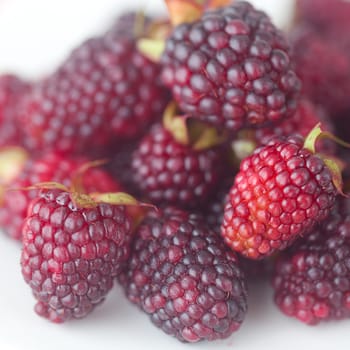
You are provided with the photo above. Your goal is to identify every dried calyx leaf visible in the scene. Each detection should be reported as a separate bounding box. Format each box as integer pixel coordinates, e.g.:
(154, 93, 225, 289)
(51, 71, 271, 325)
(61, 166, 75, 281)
(7, 160, 104, 207)
(137, 38, 166, 62)
(303, 123, 350, 196)
(133, 11, 147, 38)
(138, 0, 230, 61)
(303, 123, 350, 154)
(163, 101, 227, 150)
(165, 0, 232, 26)
(147, 19, 171, 39)
(0, 147, 29, 185)
(319, 155, 347, 197)
(230, 129, 257, 162)
(136, 17, 171, 62)
(6, 156, 156, 219)
(90, 192, 156, 209)
(13, 181, 70, 192)
(231, 138, 256, 161)
(189, 119, 228, 150)
(163, 101, 190, 145)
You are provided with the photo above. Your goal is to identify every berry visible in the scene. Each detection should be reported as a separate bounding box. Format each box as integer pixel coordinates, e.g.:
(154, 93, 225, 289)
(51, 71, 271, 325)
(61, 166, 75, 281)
(0, 117, 21, 149)
(239, 256, 273, 280)
(221, 134, 337, 259)
(195, 174, 234, 233)
(290, 25, 350, 115)
(19, 13, 169, 155)
(131, 123, 226, 209)
(273, 197, 350, 325)
(0, 74, 30, 147)
(161, 1, 300, 131)
(21, 188, 132, 323)
(106, 141, 141, 197)
(0, 74, 29, 118)
(254, 99, 334, 153)
(0, 152, 122, 241)
(119, 207, 247, 343)
(296, 0, 350, 34)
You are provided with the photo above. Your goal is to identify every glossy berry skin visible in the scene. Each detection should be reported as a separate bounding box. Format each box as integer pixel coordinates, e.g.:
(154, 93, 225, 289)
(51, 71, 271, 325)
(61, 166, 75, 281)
(273, 197, 350, 325)
(0, 152, 122, 241)
(0, 74, 30, 147)
(20, 13, 168, 155)
(21, 189, 132, 323)
(119, 207, 247, 343)
(254, 99, 335, 155)
(161, 1, 300, 132)
(254, 99, 331, 147)
(131, 124, 225, 209)
(221, 135, 337, 259)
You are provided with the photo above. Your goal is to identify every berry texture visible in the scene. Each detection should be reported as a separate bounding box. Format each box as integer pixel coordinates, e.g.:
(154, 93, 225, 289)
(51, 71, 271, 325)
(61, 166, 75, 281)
(161, 1, 300, 131)
(273, 197, 350, 325)
(195, 174, 234, 233)
(119, 207, 247, 343)
(0, 152, 122, 241)
(21, 189, 132, 323)
(0, 74, 30, 147)
(254, 99, 332, 147)
(221, 135, 337, 259)
(296, 0, 350, 33)
(19, 13, 169, 155)
(290, 25, 350, 116)
(253, 99, 335, 155)
(131, 123, 225, 209)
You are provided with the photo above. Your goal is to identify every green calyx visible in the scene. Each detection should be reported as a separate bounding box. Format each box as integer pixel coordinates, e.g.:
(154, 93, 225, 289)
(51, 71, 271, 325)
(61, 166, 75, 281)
(0, 147, 30, 206)
(0, 147, 29, 186)
(163, 101, 227, 150)
(139, 0, 232, 62)
(7, 160, 155, 211)
(136, 17, 171, 62)
(303, 123, 350, 196)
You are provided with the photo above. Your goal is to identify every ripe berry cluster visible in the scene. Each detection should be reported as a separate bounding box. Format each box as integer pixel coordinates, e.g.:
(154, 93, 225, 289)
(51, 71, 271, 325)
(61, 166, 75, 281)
(0, 0, 350, 345)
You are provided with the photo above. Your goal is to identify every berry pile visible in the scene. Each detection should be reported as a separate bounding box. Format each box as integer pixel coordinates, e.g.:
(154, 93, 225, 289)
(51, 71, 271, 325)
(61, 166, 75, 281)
(1, 0, 350, 346)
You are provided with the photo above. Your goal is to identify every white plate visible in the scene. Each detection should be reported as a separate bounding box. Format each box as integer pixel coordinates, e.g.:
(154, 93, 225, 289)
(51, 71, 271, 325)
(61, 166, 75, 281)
(1, 1, 350, 350)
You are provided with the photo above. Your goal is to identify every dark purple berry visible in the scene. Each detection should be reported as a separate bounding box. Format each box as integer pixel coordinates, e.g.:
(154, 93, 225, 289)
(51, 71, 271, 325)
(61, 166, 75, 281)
(21, 189, 132, 323)
(119, 207, 247, 343)
(161, 1, 300, 132)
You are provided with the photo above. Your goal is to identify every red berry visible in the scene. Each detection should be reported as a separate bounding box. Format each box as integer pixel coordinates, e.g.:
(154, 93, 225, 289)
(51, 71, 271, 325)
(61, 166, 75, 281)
(296, 0, 350, 33)
(106, 141, 141, 197)
(273, 197, 350, 324)
(0, 74, 31, 147)
(161, 1, 300, 131)
(255, 99, 335, 153)
(119, 207, 247, 343)
(290, 25, 350, 115)
(19, 13, 169, 155)
(21, 188, 132, 323)
(0, 152, 122, 241)
(221, 135, 337, 259)
(131, 123, 226, 209)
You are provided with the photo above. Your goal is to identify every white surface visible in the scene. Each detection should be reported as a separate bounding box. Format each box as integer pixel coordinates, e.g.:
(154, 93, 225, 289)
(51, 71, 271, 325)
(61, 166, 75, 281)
(1, 237, 350, 350)
(1, 1, 350, 350)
